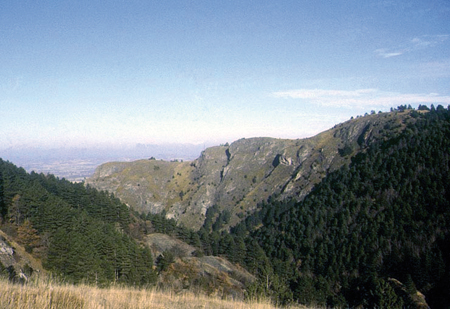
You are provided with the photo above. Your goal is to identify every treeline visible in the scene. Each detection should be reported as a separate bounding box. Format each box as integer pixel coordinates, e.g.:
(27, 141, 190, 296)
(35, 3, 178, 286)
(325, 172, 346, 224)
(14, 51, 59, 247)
(251, 107, 450, 307)
(2, 105, 449, 307)
(142, 211, 203, 252)
(145, 106, 450, 307)
(0, 161, 156, 286)
(245, 107, 450, 307)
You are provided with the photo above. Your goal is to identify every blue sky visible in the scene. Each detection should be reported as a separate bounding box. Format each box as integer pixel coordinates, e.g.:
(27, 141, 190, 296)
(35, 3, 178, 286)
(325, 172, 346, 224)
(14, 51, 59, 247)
(1, 1, 449, 149)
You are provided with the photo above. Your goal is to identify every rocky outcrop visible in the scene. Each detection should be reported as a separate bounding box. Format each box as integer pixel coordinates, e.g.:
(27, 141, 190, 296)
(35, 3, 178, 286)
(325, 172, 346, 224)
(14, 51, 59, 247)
(0, 230, 45, 282)
(0, 237, 15, 269)
(147, 233, 197, 258)
(86, 111, 416, 230)
(146, 233, 255, 299)
(388, 278, 430, 309)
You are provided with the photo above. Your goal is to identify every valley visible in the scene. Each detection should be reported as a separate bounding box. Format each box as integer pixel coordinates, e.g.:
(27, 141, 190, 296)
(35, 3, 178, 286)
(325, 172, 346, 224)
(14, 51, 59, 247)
(15, 158, 102, 183)
(1, 106, 449, 308)
(0, 143, 206, 182)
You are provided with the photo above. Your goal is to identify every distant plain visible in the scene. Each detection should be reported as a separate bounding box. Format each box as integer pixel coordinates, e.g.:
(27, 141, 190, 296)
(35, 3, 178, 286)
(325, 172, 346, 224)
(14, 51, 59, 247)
(0, 144, 205, 182)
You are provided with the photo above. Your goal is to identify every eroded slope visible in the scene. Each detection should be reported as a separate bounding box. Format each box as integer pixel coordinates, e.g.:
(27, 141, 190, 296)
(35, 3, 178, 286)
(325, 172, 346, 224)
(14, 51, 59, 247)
(87, 111, 416, 230)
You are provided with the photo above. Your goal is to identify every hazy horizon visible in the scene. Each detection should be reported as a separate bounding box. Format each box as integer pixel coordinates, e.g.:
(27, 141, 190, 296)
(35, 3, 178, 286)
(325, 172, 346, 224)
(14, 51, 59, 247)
(1, 1, 449, 150)
(1, 142, 209, 181)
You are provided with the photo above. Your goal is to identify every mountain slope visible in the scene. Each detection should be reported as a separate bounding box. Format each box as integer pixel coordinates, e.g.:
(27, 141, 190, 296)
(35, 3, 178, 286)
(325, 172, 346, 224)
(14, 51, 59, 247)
(225, 106, 450, 307)
(0, 159, 256, 299)
(0, 160, 156, 286)
(87, 110, 419, 230)
(0, 228, 46, 282)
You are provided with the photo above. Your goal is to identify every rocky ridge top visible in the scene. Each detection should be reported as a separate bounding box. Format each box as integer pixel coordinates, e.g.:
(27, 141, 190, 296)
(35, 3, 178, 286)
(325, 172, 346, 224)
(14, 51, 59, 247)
(86, 111, 416, 230)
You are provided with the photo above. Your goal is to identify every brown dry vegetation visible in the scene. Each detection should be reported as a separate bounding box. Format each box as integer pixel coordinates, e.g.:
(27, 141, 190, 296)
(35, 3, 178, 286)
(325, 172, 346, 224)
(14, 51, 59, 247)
(0, 278, 310, 309)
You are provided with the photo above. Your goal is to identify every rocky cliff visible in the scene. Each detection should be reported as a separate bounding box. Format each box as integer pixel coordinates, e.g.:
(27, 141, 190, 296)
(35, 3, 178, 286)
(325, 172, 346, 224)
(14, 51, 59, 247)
(0, 229, 46, 282)
(86, 110, 416, 230)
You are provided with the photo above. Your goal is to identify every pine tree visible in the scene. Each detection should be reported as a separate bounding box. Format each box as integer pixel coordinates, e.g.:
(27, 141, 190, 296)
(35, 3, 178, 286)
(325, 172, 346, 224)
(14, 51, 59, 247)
(17, 220, 41, 253)
(244, 239, 272, 278)
(8, 194, 23, 225)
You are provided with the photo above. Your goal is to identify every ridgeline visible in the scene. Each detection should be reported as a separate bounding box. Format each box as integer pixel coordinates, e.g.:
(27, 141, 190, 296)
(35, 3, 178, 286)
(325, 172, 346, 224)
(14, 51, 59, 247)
(1, 105, 449, 307)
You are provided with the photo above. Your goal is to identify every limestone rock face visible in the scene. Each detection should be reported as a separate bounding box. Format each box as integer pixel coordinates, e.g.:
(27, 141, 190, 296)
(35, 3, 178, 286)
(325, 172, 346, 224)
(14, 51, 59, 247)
(147, 233, 197, 258)
(86, 111, 415, 230)
(146, 233, 255, 299)
(0, 237, 15, 268)
(0, 230, 46, 281)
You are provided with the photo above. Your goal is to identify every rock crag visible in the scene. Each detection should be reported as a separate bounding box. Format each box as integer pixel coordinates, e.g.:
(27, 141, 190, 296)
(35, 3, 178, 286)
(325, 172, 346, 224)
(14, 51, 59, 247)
(87, 111, 416, 230)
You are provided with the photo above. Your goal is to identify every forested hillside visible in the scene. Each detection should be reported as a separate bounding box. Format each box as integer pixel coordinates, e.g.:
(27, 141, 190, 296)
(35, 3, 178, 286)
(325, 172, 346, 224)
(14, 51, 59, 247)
(1, 105, 449, 308)
(0, 162, 156, 286)
(0, 159, 253, 298)
(192, 106, 450, 308)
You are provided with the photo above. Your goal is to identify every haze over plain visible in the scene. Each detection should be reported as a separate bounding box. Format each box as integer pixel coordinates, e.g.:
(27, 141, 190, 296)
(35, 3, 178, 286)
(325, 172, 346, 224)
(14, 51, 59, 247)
(1, 1, 449, 150)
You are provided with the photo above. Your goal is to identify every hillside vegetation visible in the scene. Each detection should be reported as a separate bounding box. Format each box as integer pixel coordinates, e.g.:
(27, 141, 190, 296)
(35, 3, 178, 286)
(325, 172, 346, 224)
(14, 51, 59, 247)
(0, 278, 301, 309)
(194, 106, 450, 308)
(0, 157, 254, 299)
(0, 160, 156, 286)
(90, 105, 450, 307)
(87, 109, 415, 230)
(1, 105, 449, 308)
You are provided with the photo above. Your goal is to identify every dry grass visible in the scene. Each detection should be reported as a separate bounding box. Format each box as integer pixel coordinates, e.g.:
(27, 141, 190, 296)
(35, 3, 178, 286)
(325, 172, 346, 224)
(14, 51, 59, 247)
(0, 278, 307, 309)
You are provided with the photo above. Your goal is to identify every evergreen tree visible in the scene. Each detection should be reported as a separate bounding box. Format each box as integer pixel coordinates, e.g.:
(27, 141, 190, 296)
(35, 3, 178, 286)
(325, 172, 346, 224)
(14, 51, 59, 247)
(0, 158, 157, 287)
(227, 108, 450, 306)
(17, 220, 41, 253)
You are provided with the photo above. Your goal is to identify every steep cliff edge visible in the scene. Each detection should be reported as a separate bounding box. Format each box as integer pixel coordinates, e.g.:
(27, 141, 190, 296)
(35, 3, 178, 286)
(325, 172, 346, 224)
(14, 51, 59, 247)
(86, 110, 417, 230)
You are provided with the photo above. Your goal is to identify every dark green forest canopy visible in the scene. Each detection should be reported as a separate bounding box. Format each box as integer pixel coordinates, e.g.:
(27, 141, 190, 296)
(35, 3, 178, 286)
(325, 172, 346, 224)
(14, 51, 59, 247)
(0, 161, 156, 286)
(193, 107, 450, 308)
(1, 106, 450, 307)
(252, 108, 450, 307)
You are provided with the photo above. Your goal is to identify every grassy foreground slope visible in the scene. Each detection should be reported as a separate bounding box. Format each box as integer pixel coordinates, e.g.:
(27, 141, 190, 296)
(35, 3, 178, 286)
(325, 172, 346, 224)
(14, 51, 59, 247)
(0, 278, 308, 309)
